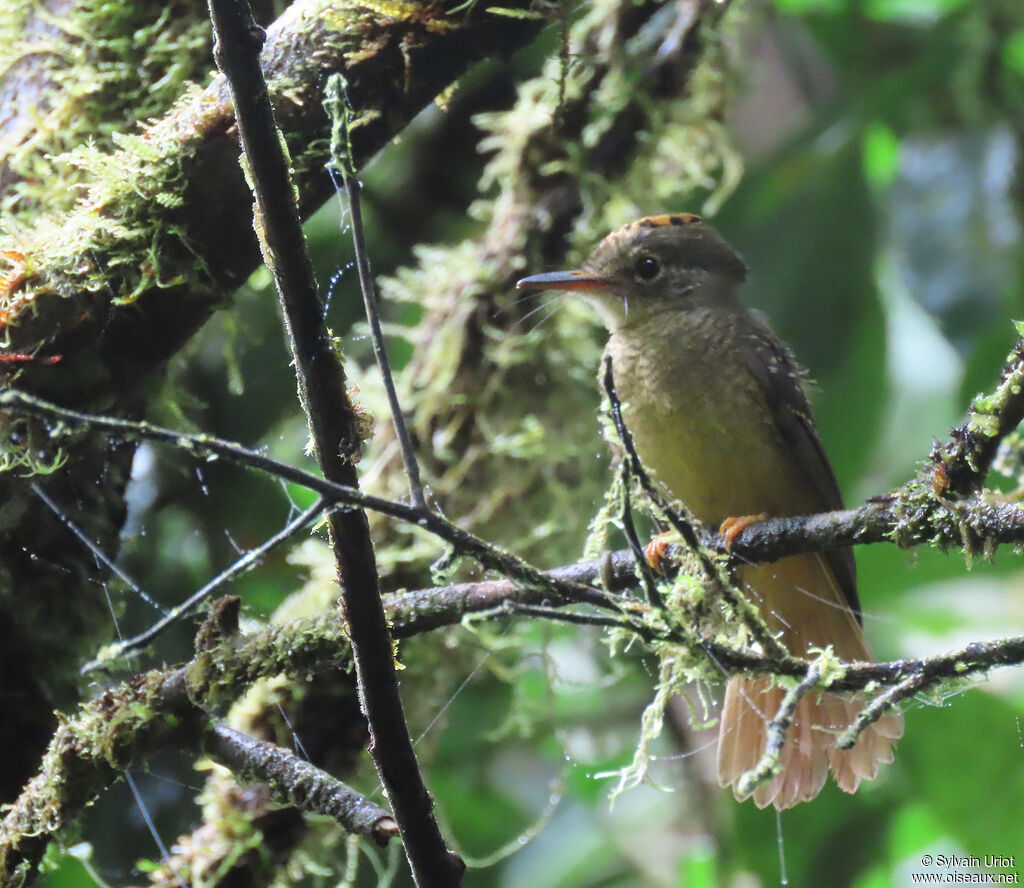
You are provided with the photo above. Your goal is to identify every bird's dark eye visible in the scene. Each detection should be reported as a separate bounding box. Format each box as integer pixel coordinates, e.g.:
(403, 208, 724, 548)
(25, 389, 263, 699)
(633, 255, 662, 282)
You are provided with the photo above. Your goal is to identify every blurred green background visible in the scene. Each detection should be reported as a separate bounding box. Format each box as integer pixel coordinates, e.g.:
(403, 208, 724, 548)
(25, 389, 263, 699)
(40, 0, 1024, 885)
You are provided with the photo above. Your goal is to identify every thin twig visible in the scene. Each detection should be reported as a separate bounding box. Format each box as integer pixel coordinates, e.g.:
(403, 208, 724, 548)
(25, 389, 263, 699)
(0, 389, 614, 608)
(616, 460, 664, 609)
(736, 666, 822, 796)
(937, 335, 1024, 496)
(31, 482, 167, 616)
(490, 600, 709, 658)
(1, 390, 424, 521)
(6, 580, 1024, 870)
(497, 600, 656, 635)
(15, 387, 1024, 567)
(207, 2, 461, 883)
(834, 670, 929, 750)
(601, 357, 788, 658)
(81, 498, 327, 673)
(324, 75, 427, 510)
(206, 724, 399, 845)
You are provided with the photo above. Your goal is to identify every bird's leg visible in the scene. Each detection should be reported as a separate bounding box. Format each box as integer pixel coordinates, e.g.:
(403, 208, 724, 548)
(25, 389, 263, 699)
(719, 513, 769, 551)
(643, 531, 678, 574)
(644, 510, 772, 571)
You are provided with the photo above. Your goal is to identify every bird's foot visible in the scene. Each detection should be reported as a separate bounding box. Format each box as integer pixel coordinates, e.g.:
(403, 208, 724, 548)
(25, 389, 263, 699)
(719, 513, 769, 551)
(643, 532, 677, 575)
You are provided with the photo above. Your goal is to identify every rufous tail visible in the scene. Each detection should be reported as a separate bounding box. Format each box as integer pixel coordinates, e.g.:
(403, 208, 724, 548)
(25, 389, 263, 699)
(715, 554, 903, 809)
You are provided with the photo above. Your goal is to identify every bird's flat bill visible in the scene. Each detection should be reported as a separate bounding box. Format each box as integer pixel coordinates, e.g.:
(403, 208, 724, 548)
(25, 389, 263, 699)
(515, 270, 609, 291)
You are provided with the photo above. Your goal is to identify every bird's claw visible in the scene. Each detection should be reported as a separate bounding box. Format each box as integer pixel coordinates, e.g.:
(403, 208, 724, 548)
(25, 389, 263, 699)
(719, 513, 769, 551)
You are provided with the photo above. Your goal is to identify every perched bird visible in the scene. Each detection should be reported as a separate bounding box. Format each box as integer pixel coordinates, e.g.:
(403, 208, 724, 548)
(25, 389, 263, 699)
(516, 214, 902, 809)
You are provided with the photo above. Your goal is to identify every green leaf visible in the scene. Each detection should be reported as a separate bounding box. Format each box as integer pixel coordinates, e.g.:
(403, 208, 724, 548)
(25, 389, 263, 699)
(679, 842, 719, 887)
(862, 122, 902, 190)
(862, 0, 971, 24)
(773, 0, 843, 13)
(1003, 30, 1024, 78)
(901, 692, 1024, 856)
(888, 804, 945, 860)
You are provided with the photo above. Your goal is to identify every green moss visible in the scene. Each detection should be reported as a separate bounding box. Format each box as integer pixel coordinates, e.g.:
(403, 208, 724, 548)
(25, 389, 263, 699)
(0, 2, 215, 391)
(964, 331, 1024, 449)
(354, 0, 744, 581)
(608, 643, 712, 801)
(0, 1, 212, 220)
(0, 441, 67, 477)
(71, 670, 174, 769)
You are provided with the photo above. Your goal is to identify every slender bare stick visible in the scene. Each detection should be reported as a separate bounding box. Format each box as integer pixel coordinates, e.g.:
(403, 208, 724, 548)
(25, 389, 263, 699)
(615, 460, 665, 609)
(324, 76, 428, 510)
(206, 1, 462, 884)
(602, 357, 787, 658)
(81, 499, 326, 673)
(835, 671, 929, 749)
(736, 666, 822, 796)
(0, 389, 614, 609)
(32, 482, 167, 616)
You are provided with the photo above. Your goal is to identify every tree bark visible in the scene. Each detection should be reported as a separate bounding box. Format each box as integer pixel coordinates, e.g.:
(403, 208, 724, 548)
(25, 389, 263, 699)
(0, 0, 541, 813)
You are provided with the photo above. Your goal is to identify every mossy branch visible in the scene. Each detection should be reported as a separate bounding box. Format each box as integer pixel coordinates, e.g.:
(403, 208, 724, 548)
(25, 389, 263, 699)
(735, 665, 822, 797)
(0, 0, 544, 378)
(2, 0, 1022, 881)
(205, 724, 398, 844)
(933, 334, 1024, 496)
(207, 1, 461, 883)
(0, 0, 544, 840)
(5, 552, 1024, 883)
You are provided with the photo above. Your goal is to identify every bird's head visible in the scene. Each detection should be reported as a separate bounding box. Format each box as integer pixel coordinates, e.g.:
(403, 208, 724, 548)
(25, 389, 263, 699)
(516, 214, 747, 330)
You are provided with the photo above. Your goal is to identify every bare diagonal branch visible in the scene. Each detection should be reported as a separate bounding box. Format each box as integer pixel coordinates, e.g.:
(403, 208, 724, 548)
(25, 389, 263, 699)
(207, 1, 460, 882)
